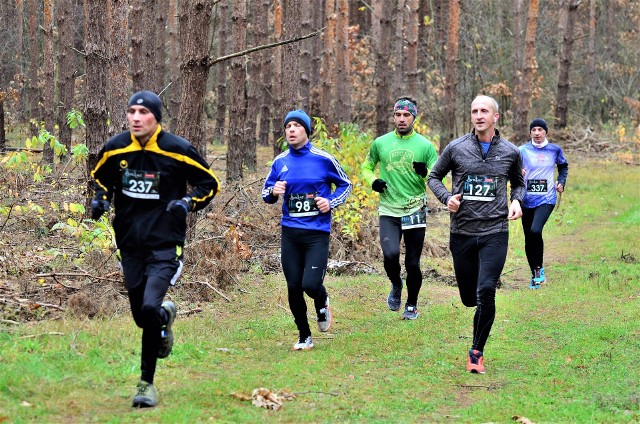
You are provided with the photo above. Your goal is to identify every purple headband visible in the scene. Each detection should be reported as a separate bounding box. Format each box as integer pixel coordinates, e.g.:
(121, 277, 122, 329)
(394, 99, 417, 117)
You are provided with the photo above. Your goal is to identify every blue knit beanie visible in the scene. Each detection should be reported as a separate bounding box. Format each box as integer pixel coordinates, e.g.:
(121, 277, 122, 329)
(284, 110, 311, 137)
(529, 118, 548, 133)
(128, 90, 163, 123)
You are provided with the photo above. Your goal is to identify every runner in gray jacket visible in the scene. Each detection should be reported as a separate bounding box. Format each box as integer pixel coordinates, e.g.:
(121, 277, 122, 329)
(427, 95, 525, 374)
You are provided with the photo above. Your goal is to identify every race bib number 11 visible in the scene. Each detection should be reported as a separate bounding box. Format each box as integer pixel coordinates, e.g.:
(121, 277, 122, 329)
(401, 208, 427, 230)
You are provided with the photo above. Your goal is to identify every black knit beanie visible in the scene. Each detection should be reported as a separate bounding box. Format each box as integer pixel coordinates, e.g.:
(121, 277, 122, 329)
(128, 90, 162, 123)
(529, 118, 548, 133)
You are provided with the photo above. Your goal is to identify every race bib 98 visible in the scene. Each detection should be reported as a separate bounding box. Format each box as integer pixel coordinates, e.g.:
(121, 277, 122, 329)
(288, 192, 319, 217)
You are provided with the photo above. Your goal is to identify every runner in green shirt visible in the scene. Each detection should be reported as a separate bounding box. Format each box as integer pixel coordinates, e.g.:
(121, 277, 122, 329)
(362, 96, 439, 320)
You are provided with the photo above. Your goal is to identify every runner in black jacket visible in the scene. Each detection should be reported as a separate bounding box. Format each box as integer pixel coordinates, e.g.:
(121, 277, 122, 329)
(428, 95, 524, 375)
(90, 91, 219, 407)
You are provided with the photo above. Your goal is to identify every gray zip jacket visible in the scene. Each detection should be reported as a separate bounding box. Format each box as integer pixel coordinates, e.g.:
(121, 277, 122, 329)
(427, 130, 525, 236)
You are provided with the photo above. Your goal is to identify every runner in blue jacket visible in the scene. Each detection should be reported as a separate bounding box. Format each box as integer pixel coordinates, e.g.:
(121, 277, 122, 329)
(520, 118, 568, 288)
(262, 110, 352, 351)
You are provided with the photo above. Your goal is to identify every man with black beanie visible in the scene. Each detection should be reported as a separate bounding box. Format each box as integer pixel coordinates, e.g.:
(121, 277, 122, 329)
(90, 90, 220, 407)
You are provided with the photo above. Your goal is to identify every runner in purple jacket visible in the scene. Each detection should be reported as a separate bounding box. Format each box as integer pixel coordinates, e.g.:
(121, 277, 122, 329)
(520, 118, 568, 289)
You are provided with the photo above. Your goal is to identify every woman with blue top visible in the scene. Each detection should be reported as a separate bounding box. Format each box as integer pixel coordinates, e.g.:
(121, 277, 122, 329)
(520, 118, 568, 289)
(262, 110, 352, 350)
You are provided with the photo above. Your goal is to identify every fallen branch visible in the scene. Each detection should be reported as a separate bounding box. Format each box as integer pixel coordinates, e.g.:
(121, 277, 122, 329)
(192, 280, 231, 302)
(36, 271, 121, 283)
(178, 307, 203, 316)
(208, 27, 324, 67)
(20, 331, 65, 339)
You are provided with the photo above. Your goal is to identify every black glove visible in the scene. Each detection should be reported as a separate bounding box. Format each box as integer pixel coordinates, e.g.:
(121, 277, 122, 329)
(166, 197, 192, 218)
(372, 179, 387, 193)
(412, 161, 427, 177)
(90, 199, 110, 220)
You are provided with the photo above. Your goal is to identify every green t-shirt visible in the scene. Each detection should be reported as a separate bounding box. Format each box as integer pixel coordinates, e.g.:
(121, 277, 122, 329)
(362, 130, 439, 217)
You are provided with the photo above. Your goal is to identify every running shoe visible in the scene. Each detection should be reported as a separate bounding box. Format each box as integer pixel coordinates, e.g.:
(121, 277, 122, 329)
(533, 266, 546, 284)
(292, 335, 314, 351)
(529, 278, 540, 289)
(466, 349, 486, 374)
(387, 284, 402, 311)
(132, 380, 158, 407)
(317, 298, 333, 332)
(401, 303, 419, 320)
(158, 301, 176, 358)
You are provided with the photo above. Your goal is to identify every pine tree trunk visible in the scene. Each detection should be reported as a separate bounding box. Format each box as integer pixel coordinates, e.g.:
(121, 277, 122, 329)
(167, 0, 181, 125)
(56, 0, 77, 150)
(214, 0, 229, 144)
(299, 0, 312, 111)
(320, 0, 336, 126)
(42, 0, 55, 164)
(374, 1, 392, 136)
(26, 0, 40, 129)
(555, 0, 580, 129)
(405, 0, 419, 96)
(334, 0, 351, 124)
(245, 0, 259, 171)
(281, 0, 300, 112)
(84, 0, 110, 182)
(513, 0, 540, 143)
(175, 0, 214, 156)
(257, 0, 272, 146)
(226, 0, 248, 181)
(143, 0, 158, 91)
(130, 1, 144, 91)
(442, 0, 460, 151)
(155, 0, 167, 94)
(392, 0, 405, 97)
(270, 1, 283, 156)
(106, 0, 130, 136)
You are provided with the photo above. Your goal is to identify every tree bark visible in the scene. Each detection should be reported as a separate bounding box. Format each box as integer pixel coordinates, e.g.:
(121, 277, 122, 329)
(244, 0, 260, 170)
(214, 0, 229, 144)
(281, 0, 301, 112)
(392, 0, 405, 97)
(26, 0, 40, 129)
(42, 0, 55, 164)
(308, 2, 323, 115)
(84, 0, 110, 182)
(167, 0, 181, 126)
(155, 0, 167, 94)
(442, 0, 460, 150)
(511, 0, 525, 100)
(106, 0, 130, 136)
(143, 0, 158, 91)
(555, 0, 581, 129)
(56, 0, 77, 150)
(226, 0, 248, 181)
(512, 0, 540, 143)
(298, 0, 312, 111)
(405, 0, 419, 96)
(257, 0, 272, 146)
(334, 0, 351, 124)
(374, 1, 393, 136)
(320, 0, 336, 125)
(270, 0, 283, 156)
(130, 1, 144, 91)
(175, 0, 214, 156)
